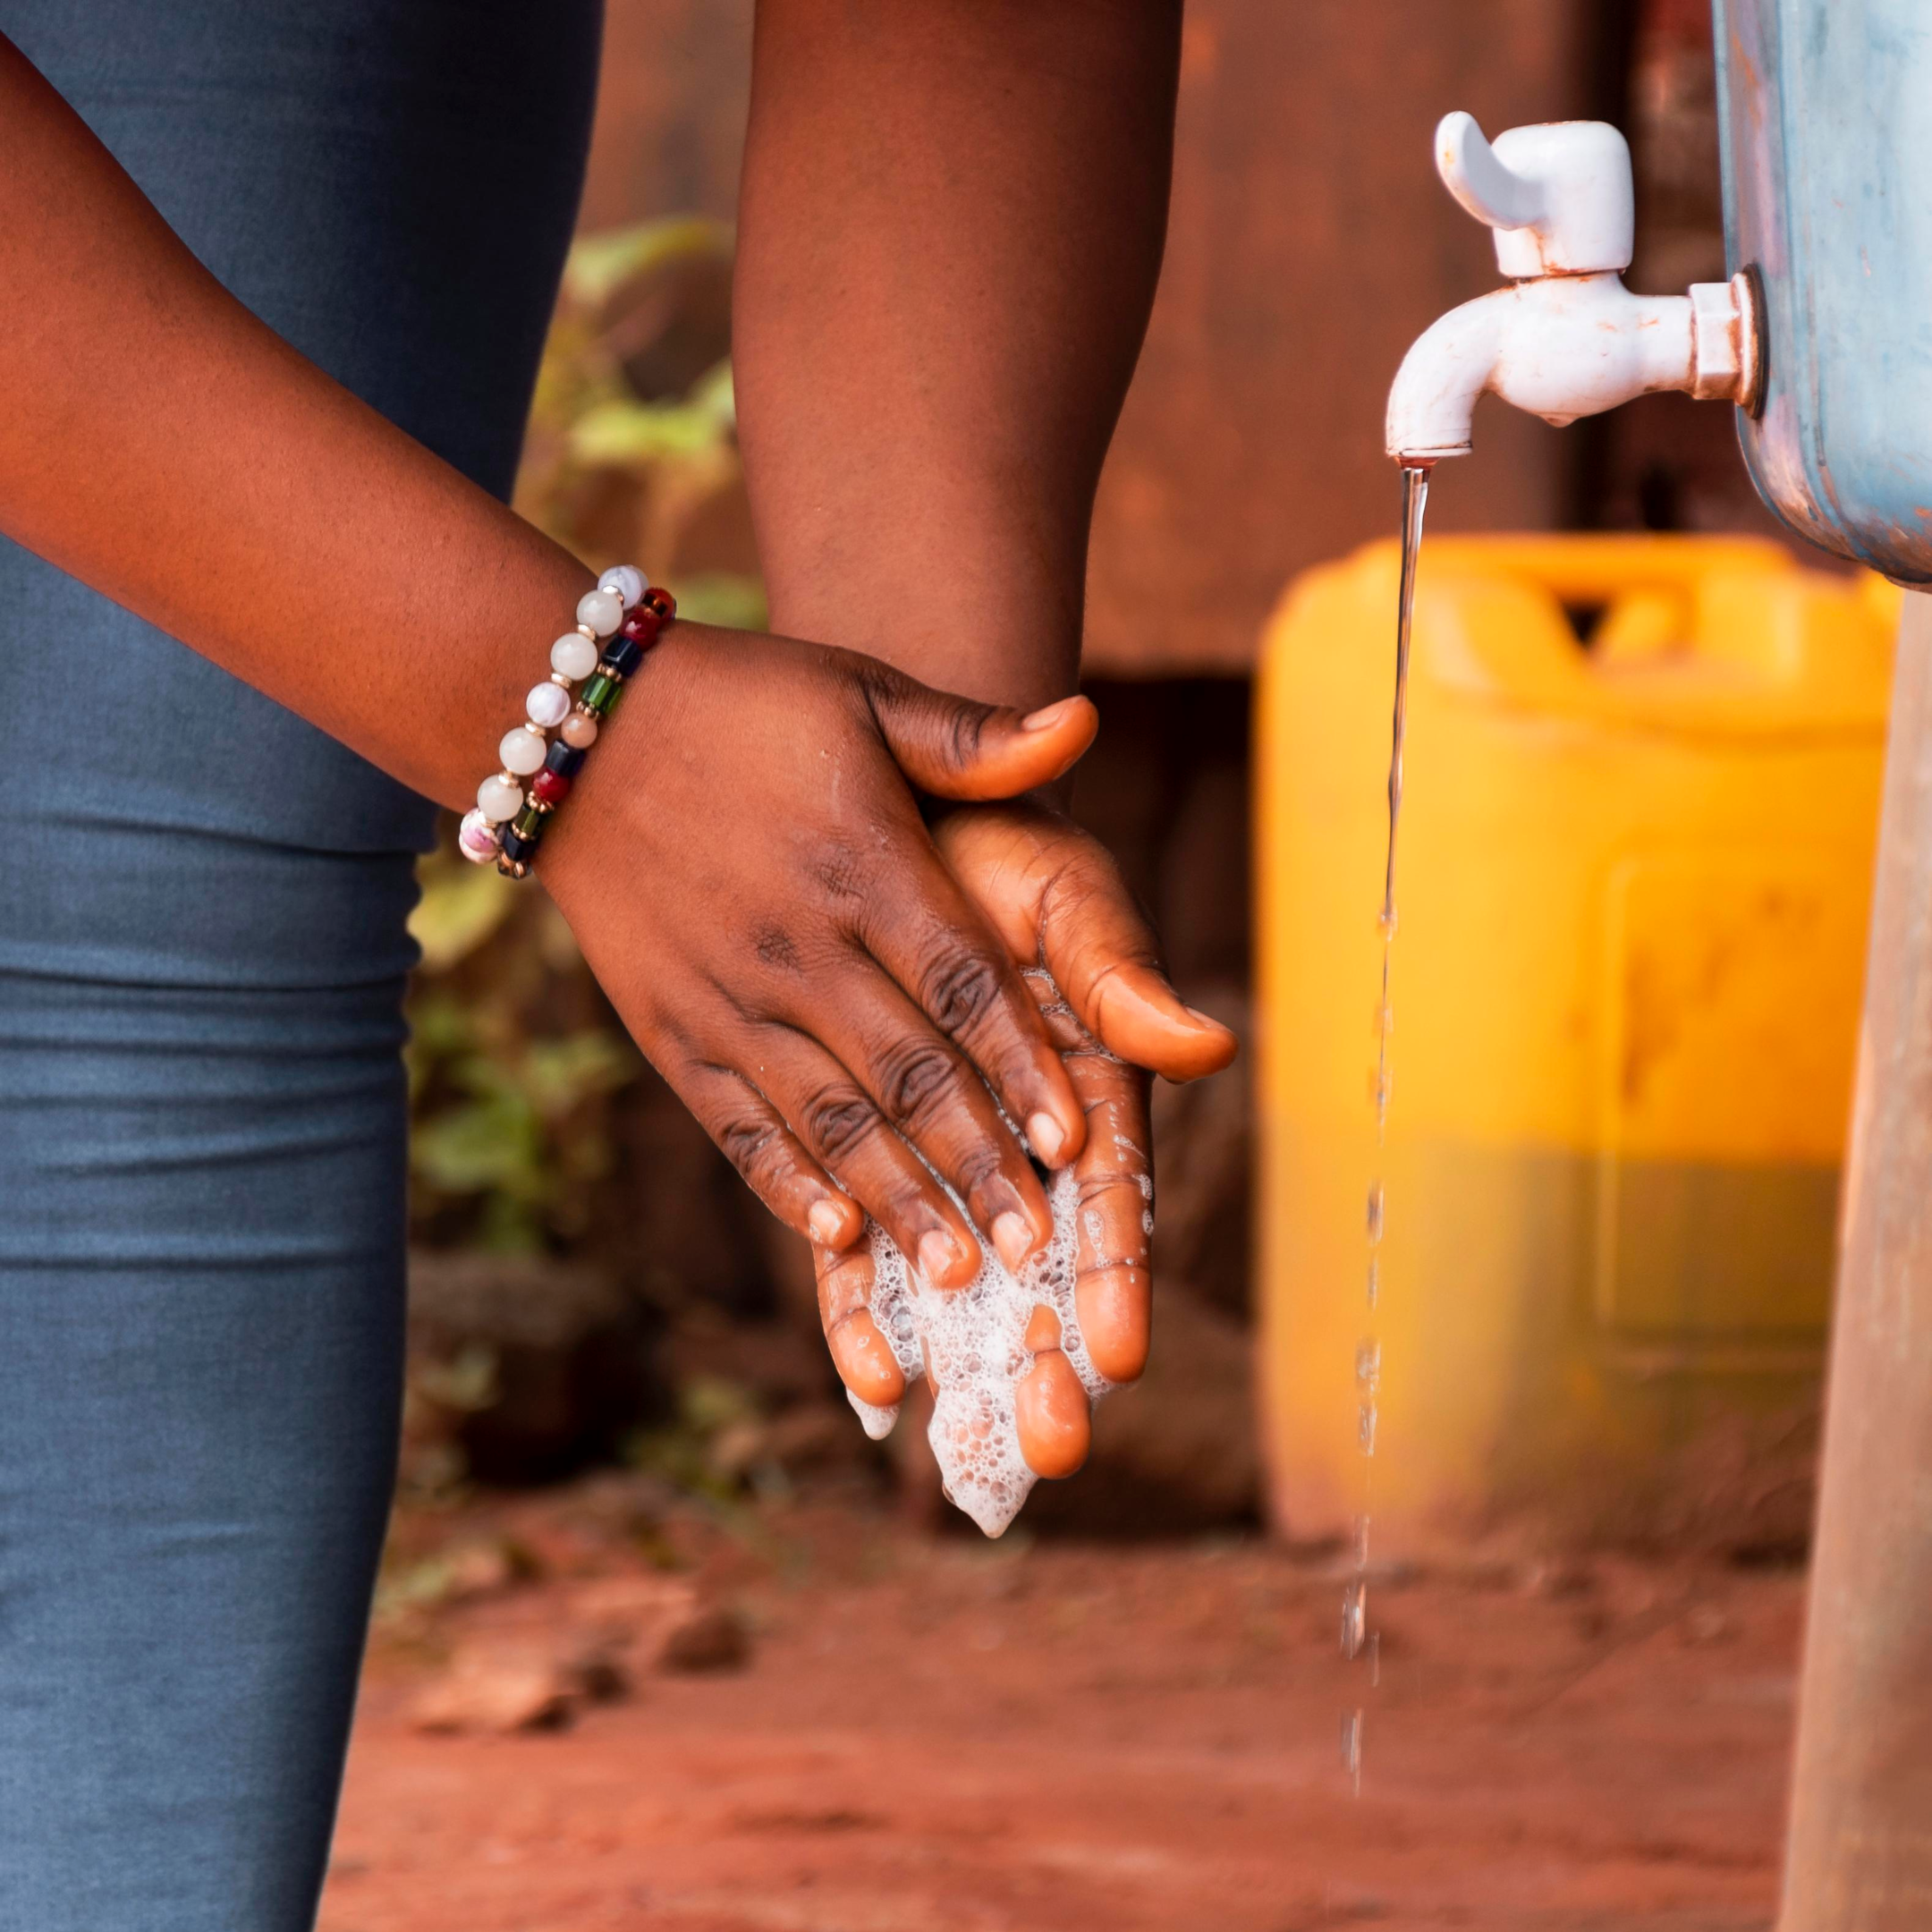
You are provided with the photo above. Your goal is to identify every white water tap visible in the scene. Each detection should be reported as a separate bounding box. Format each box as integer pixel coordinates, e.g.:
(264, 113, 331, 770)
(1385, 113, 1762, 462)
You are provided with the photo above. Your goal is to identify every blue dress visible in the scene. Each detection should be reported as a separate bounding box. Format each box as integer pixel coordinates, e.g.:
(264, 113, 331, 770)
(0, 6, 598, 1923)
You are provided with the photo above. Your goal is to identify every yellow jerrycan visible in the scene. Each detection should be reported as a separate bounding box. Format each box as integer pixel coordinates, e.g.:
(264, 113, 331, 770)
(1255, 534, 1895, 1548)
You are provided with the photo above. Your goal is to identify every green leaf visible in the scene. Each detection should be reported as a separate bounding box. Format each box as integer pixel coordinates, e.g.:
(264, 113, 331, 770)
(410, 1091, 544, 1199)
(568, 397, 726, 464)
(410, 860, 516, 973)
(564, 217, 734, 309)
(522, 1031, 638, 1116)
(670, 571, 768, 631)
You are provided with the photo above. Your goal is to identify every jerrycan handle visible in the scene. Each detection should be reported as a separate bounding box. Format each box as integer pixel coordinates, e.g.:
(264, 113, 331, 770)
(1425, 535, 1791, 611)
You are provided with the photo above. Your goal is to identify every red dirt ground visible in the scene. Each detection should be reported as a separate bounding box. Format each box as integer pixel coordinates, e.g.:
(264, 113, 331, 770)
(319, 1477, 1801, 1932)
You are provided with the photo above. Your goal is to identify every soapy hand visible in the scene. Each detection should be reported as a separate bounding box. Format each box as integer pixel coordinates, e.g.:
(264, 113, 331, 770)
(813, 798, 1240, 1480)
(540, 623, 1102, 1285)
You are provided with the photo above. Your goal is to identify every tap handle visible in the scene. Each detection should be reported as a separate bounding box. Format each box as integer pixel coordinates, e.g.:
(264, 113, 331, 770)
(1436, 112, 1546, 231)
(1430, 111, 1633, 278)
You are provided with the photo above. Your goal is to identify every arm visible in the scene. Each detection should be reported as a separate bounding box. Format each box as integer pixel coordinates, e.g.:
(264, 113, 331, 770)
(0, 34, 1097, 1289)
(733, 3, 1237, 1458)
(735, 0, 1183, 709)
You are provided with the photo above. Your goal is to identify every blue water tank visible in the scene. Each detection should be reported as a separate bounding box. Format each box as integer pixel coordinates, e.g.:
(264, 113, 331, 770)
(1715, 0, 1932, 583)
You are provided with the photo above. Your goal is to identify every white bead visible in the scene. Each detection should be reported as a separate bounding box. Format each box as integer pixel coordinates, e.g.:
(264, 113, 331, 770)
(550, 631, 598, 681)
(457, 808, 502, 862)
(526, 681, 571, 730)
(477, 773, 523, 821)
(499, 727, 547, 775)
(597, 564, 648, 609)
(576, 587, 623, 637)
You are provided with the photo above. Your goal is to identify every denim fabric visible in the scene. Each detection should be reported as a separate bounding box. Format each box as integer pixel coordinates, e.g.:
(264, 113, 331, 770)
(0, 6, 597, 1925)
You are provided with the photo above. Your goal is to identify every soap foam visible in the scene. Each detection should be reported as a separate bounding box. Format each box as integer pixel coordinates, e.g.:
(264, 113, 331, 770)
(851, 1159, 1114, 1537)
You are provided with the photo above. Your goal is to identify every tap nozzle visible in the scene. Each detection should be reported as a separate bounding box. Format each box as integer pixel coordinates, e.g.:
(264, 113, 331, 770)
(1385, 114, 1762, 464)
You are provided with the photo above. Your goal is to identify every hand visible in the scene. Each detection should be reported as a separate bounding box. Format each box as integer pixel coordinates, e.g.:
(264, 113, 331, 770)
(810, 797, 1239, 1478)
(541, 625, 1103, 1289)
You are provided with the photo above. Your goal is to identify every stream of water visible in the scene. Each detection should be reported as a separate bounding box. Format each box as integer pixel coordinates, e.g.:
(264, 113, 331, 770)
(1342, 461, 1431, 1795)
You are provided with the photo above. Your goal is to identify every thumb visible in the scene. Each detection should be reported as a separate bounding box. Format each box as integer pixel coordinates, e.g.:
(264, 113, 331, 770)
(934, 804, 1240, 1083)
(866, 675, 1098, 801)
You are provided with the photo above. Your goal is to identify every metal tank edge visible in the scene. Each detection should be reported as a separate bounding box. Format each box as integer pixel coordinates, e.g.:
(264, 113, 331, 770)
(1713, 0, 1932, 584)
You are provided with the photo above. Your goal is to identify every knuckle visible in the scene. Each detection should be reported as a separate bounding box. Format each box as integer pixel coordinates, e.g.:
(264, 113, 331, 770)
(801, 1082, 883, 1165)
(953, 1140, 1007, 1205)
(945, 703, 986, 770)
(809, 839, 867, 903)
(750, 920, 802, 973)
(872, 1036, 962, 1131)
(715, 1112, 792, 1194)
(919, 948, 1004, 1040)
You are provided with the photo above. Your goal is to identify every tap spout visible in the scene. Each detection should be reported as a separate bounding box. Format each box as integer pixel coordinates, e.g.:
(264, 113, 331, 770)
(1385, 270, 1759, 464)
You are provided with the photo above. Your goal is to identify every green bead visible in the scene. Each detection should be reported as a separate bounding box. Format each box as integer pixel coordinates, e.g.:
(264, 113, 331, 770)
(580, 671, 621, 716)
(511, 801, 546, 842)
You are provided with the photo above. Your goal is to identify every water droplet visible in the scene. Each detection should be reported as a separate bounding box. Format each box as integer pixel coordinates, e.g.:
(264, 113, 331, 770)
(1352, 1513, 1371, 1567)
(1359, 1400, 1377, 1456)
(1365, 1258, 1379, 1310)
(1356, 1337, 1381, 1390)
(1341, 1579, 1368, 1657)
(1368, 1631, 1382, 1689)
(1365, 1184, 1385, 1243)
(1340, 1707, 1364, 1791)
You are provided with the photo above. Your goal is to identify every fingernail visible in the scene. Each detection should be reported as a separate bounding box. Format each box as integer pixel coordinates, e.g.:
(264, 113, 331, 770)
(809, 1199, 848, 1246)
(918, 1229, 967, 1284)
(1182, 1005, 1224, 1029)
(991, 1210, 1033, 1273)
(1020, 696, 1079, 733)
(1026, 1111, 1068, 1165)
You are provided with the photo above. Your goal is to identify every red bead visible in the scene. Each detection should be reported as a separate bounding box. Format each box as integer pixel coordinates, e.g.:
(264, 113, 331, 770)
(617, 605, 662, 646)
(530, 767, 571, 808)
(642, 586, 676, 621)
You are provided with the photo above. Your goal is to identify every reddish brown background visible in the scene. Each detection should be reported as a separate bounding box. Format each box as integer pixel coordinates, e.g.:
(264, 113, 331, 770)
(581, 0, 1631, 674)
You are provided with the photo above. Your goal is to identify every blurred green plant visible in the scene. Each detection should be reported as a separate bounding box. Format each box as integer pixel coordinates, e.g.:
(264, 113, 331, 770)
(624, 1375, 765, 1508)
(406, 852, 638, 1251)
(516, 216, 767, 630)
(406, 216, 766, 1254)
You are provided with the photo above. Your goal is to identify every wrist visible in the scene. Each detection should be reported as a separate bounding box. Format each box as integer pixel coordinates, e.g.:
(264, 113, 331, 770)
(762, 545, 1082, 716)
(452, 564, 674, 877)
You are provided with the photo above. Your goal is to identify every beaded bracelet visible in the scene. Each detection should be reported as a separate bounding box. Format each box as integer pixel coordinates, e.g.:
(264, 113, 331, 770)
(455, 564, 676, 879)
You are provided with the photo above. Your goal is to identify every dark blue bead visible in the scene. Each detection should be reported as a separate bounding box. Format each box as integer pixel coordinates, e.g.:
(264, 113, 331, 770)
(502, 826, 538, 864)
(544, 740, 586, 778)
(602, 636, 646, 678)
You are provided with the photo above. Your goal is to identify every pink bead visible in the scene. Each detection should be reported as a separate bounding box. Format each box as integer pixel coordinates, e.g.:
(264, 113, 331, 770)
(457, 809, 501, 865)
(561, 711, 599, 750)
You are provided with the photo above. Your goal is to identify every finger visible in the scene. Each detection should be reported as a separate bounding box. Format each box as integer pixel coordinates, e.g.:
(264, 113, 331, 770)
(935, 807, 1237, 1082)
(814, 1241, 906, 1409)
(854, 854, 1087, 1172)
(751, 1025, 986, 1289)
(796, 962, 1058, 1271)
(1042, 994, 1156, 1386)
(860, 662, 1097, 801)
(1014, 1303, 1092, 1478)
(679, 1063, 866, 1250)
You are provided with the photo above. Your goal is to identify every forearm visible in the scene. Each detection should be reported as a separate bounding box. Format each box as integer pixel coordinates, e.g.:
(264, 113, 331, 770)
(0, 36, 589, 815)
(733, 0, 1182, 711)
